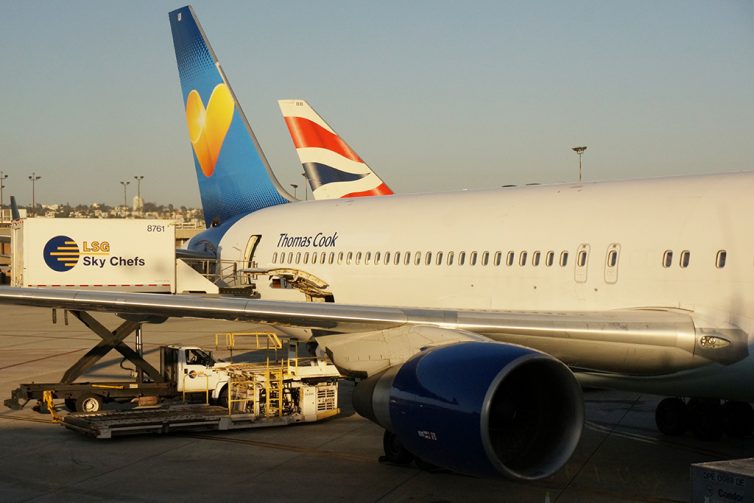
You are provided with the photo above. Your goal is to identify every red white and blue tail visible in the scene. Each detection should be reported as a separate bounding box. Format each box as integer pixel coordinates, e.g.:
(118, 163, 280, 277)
(279, 100, 393, 199)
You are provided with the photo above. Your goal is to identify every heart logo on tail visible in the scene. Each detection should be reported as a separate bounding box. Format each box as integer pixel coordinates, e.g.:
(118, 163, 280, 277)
(185, 84, 234, 177)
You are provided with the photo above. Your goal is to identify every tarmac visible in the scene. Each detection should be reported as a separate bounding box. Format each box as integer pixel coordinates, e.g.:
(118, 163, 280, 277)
(1, 304, 753, 502)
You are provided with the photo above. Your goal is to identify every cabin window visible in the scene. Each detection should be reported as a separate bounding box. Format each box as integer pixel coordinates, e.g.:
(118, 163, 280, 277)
(404, 252, 411, 265)
(506, 251, 515, 266)
(303, 252, 309, 264)
(412, 252, 420, 265)
(436, 251, 444, 265)
(355, 252, 362, 265)
(384, 252, 390, 264)
(662, 250, 673, 268)
(470, 251, 478, 266)
(679, 250, 689, 268)
(577, 250, 587, 267)
(545, 251, 554, 267)
(288, 252, 294, 264)
(311, 252, 318, 265)
(532, 251, 541, 267)
(481, 251, 489, 266)
(425, 252, 432, 265)
(373, 251, 380, 264)
(577, 251, 586, 268)
(337, 252, 343, 265)
(346, 252, 353, 265)
(294, 252, 300, 264)
(560, 251, 569, 267)
(458, 251, 466, 266)
(494, 251, 502, 266)
(272, 252, 278, 263)
(447, 251, 455, 265)
(519, 251, 528, 266)
(365, 252, 371, 265)
(607, 250, 618, 268)
(716, 250, 727, 269)
(328, 252, 334, 264)
(321, 252, 326, 264)
(394, 252, 401, 265)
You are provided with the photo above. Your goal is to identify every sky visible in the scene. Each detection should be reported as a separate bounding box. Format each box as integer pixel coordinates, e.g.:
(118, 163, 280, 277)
(0, 0, 752, 207)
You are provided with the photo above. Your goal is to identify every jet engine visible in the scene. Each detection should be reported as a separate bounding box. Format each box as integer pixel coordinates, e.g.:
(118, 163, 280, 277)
(352, 341, 583, 480)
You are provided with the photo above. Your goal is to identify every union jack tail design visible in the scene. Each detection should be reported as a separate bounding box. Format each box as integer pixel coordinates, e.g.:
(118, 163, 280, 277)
(278, 100, 393, 199)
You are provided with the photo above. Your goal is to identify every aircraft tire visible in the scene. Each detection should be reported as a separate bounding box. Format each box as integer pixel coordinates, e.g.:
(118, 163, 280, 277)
(381, 430, 413, 465)
(655, 397, 688, 436)
(688, 398, 724, 441)
(723, 401, 754, 438)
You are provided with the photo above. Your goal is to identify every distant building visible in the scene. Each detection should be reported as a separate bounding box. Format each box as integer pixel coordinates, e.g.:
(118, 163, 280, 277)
(133, 195, 143, 213)
(0, 208, 28, 221)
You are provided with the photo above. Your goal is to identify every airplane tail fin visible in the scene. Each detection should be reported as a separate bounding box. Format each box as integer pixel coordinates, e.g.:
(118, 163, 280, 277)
(278, 100, 393, 199)
(169, 6, 289, 228)
(9, 196, 20, 221)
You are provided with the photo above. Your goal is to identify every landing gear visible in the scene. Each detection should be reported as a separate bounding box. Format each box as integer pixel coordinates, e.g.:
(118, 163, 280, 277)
(655, 397, 687, 436)
(687, 398, 724, 441)
(655, 397, 753, 440)
(723, 401, 754, 438)
(380, 430, 413, 465)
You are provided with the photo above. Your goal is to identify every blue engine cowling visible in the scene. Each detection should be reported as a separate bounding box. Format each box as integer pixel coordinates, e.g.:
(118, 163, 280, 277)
(352, 341, 584, 480)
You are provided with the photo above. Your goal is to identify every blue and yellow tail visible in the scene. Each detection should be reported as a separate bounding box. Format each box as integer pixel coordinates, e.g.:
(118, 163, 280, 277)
(169, 5, 289, 228)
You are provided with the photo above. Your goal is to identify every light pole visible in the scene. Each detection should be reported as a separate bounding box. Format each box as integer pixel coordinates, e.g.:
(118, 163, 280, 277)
(572, 146, 587, 182)
(290, 184, 298, 199)
(0, 171, 7, 223)
(301, 173, 309, 200)
(134, 175, 144, 215)
(28, 172, 41, 217)
(120, 181, 130, 216)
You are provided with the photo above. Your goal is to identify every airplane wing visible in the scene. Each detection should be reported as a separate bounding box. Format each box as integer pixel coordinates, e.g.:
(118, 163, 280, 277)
(0, 286, 744, 377)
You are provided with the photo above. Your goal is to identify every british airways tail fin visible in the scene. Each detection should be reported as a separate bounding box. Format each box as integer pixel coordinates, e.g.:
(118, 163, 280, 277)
(278, 100, 393, 199)
(169, 6, 289, 228)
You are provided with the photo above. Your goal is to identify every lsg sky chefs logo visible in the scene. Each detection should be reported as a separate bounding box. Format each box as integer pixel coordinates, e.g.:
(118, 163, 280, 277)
(43, 235, 144, 272)
(43, 235, 83, 271)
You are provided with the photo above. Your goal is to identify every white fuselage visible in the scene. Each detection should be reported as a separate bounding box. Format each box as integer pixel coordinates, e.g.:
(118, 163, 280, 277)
(216, 172, 754, 399)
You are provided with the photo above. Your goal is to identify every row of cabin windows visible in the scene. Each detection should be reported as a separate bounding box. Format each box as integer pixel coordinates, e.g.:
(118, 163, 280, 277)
(271, 248, 730, 270)
(661, 250, 727, 269)
(271, 250, 573, 268)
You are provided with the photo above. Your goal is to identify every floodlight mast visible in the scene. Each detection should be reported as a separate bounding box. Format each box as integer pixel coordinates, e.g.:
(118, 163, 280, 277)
(120, 181, 131, 217)
(0, 171, 7, 223)
(28, 173, 42, 217)
(134, 175, 144, 216)
(572, 146, 587, 182)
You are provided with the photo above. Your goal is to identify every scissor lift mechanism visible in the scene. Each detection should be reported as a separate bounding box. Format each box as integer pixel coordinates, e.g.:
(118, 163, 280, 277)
(5, 310, 174, 411)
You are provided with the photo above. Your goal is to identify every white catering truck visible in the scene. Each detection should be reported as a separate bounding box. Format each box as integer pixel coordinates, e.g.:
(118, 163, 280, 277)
(7, 342, 342, 438)
(11, 218, 216, 293)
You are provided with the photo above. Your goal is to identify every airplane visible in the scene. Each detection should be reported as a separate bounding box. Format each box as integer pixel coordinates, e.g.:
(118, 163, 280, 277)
(1, 4, 753, 481)
(278, 99, 394, 199)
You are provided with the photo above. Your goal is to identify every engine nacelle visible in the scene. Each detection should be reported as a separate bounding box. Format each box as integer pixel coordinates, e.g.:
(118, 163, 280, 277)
(353, 341, 583, 479)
